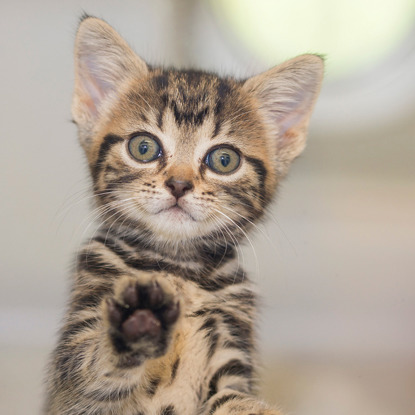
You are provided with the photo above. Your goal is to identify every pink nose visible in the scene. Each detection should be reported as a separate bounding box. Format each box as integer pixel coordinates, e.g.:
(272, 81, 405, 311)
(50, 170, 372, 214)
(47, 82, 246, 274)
(165, 178, 194, 199)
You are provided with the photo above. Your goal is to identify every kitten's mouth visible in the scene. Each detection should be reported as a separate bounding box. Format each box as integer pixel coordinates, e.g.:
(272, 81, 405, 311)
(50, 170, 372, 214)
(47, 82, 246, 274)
(158, 204, 196, 222)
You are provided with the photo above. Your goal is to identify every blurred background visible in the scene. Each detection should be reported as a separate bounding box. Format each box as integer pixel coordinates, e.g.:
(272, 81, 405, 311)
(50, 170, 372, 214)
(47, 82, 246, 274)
(1, 1, 414, 414)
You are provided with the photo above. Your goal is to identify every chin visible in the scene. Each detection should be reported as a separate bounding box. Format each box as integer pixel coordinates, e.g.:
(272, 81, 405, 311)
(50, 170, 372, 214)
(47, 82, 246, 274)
(144, 207, 214, 242)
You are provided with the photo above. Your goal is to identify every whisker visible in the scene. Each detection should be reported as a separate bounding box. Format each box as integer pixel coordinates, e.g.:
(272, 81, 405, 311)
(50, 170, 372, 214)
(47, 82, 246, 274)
(263, 209, 297, 255)
(78, 195, 137, 243)
(218, 204, 280, 255)
(206, 211, 240, 272)
(83, 200, 138, 259)
(221, 195, 298, 256)
(219, 205, 266, 239)
(212, 207, 260, 279)
(209, 211, 245, 276)
(103, 200, 139, 245)
(78, 202, 118, 245)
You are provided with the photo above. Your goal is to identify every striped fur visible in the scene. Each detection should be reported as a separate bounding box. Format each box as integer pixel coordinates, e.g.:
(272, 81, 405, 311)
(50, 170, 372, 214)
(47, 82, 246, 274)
(44, 16, 323, 415)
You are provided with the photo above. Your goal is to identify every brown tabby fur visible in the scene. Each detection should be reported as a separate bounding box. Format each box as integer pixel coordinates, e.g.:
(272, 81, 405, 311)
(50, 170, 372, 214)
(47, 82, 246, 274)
(44, 16, 324, 415)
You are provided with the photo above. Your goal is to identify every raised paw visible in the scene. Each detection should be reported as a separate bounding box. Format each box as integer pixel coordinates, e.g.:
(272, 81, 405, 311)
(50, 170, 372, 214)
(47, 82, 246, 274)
(105, 276, 180, 364)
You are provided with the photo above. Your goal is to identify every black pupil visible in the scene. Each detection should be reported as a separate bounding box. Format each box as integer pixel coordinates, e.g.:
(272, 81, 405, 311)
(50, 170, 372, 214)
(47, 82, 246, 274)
(220, 153, 230, 167)
(139, 141, 149, 155)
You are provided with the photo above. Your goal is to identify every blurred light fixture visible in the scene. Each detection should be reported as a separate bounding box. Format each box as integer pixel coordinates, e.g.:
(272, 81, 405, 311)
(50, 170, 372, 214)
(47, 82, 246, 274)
(207, 0, 415, 130)
(209, 0, 415, 80)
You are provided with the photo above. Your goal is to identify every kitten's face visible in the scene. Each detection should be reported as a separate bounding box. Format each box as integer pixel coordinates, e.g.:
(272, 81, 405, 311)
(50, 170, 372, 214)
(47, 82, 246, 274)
(90, 71, 275, 242)
(73, 17, 323, 245)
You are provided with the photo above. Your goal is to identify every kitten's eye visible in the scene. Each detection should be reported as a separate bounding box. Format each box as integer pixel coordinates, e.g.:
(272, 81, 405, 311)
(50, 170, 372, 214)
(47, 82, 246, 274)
(205, 147, 240, 174)
(128, 135, 161, 162)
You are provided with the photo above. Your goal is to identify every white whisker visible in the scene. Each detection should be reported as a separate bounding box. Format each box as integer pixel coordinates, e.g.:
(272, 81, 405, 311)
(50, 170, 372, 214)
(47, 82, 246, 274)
(212, 207, 259, 279)
(208, 211, 242, 272)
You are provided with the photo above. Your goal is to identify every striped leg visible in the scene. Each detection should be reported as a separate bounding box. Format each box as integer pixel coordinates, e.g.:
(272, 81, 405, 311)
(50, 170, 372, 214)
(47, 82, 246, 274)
(45, 271, 181, 414)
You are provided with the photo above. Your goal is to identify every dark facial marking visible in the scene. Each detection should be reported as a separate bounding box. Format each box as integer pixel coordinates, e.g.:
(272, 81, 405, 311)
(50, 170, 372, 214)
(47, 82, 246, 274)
(244, 156, 268, 199)
(93, 134, 124, 181)
(156, 90, 169, 130)
(221, 185, 256, 214)
(211, 79, 232, 139)
(104, 164, 121, 175)
(195, 106, 210, 126)
(217, 79, 232, 100)
(212, 119, 222, 139)
(106, 172, 144, 188)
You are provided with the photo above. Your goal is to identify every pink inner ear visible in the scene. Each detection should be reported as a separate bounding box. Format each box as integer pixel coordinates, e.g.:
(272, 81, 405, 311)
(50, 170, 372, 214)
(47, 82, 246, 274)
(79, 75, 102, 117)
(78, 56, 113, 118)
(245, 56, 324, 148)
(265, 87, 317, 137)
(277, 103, 311, 136)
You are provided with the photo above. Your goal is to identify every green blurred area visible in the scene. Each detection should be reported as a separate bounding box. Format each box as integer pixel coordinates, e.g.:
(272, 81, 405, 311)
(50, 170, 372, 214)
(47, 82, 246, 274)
(209, 0, 415, 79)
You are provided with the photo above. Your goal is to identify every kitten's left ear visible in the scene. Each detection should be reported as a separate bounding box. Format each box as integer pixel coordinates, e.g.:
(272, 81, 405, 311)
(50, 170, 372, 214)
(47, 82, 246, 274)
(243, 55, 324, 168)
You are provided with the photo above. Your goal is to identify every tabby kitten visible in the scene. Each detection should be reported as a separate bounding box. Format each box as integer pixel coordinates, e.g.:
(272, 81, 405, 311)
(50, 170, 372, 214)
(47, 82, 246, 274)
(44, 16, 323, 415)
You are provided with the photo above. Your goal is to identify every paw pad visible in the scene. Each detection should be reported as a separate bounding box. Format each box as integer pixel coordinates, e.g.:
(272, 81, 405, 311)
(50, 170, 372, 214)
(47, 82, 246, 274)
(107, 280, 180, 344)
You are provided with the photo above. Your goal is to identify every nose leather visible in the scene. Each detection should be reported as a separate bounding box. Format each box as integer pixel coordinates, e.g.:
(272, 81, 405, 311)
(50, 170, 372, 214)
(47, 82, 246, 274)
(165, 178, 194, 199)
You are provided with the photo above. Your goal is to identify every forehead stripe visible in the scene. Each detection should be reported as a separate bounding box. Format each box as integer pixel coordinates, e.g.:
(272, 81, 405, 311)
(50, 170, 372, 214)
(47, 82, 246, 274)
(170, 100, 210, 127)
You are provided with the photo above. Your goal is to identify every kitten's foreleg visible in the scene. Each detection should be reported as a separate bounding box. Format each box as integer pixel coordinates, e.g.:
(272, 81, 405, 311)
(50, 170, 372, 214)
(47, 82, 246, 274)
(46, 272, 181, 413)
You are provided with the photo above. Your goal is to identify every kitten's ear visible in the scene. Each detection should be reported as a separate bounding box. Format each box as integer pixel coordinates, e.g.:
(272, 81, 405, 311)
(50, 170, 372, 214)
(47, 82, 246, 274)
(243, 55, 324, 168)
(72, 17, 148, 145)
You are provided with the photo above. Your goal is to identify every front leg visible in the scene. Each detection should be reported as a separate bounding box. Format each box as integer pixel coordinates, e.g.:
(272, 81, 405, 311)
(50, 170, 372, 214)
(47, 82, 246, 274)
(45, 270, 181, 414)
(105, 274, 180, 367)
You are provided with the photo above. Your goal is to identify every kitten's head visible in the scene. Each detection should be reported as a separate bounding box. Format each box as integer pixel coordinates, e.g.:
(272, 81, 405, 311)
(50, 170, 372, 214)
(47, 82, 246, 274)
(72, 17, 323, 247)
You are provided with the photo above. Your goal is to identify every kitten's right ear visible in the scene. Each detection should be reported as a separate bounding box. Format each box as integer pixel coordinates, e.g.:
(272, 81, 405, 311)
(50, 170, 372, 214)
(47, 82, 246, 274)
(72, 17, 148, 146)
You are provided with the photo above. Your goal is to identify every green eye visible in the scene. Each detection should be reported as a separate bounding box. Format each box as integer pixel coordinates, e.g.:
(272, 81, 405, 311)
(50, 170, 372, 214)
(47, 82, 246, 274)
(206, 147, 240, 174)
(128, 135, 161, 162)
